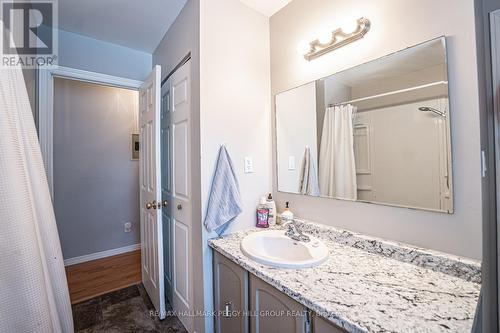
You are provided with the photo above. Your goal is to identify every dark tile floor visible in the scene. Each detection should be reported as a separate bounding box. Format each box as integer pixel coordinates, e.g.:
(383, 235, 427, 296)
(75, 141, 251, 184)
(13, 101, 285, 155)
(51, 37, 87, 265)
(72, 284, 187, 333)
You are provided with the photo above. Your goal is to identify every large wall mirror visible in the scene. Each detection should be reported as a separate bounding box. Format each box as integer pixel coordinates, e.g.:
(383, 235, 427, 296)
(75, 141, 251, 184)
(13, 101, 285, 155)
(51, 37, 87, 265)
(276, 37, 453, 213)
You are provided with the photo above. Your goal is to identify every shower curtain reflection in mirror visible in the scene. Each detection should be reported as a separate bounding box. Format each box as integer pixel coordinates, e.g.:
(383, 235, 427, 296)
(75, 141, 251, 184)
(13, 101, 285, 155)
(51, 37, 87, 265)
(318, 104, 357, 200)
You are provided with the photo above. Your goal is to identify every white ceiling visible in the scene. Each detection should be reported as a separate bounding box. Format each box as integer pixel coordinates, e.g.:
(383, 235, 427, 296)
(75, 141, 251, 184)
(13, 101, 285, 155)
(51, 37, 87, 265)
(58, 0, 187, 53)
(239, 0, 292, 16)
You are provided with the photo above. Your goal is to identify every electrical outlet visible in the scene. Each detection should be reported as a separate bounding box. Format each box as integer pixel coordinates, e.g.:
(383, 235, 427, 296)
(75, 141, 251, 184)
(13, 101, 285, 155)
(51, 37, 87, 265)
(124, 222, 132, 233)
(244, 156, 254, 173)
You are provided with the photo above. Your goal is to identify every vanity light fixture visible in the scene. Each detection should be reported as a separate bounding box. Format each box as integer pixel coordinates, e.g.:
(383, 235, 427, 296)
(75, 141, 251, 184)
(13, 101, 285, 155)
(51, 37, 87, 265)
(299, 17, 371, 61)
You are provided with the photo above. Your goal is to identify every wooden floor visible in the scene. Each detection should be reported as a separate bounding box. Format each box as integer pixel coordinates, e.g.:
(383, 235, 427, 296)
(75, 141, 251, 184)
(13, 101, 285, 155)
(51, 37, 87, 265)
(65, 249, 142, 304)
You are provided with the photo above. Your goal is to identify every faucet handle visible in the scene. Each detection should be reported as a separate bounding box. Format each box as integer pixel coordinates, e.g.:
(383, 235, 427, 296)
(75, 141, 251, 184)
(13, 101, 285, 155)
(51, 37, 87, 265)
(283, 221, 295, 232)
(299, 234, 311, 242)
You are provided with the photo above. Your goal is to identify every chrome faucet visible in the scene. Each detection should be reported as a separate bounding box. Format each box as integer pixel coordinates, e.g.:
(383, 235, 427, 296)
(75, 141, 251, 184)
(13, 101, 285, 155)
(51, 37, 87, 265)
(283, 220, 310, 242)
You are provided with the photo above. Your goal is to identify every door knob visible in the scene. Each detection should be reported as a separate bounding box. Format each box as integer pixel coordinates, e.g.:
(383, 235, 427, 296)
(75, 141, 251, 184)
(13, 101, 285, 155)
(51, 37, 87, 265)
(145, 201, 157, 209)
(161, 200, 168, 207)
(177, 204, 182, 210)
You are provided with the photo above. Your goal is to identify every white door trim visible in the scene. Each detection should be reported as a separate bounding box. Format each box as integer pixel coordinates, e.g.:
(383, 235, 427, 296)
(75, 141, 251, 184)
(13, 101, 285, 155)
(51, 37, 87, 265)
(492, 10, 500, 123)
(37, 66, 143, 197)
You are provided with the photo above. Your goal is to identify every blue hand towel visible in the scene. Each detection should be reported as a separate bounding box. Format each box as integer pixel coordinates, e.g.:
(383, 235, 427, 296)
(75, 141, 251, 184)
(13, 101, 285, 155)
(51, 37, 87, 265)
(204, 145, 243, 235)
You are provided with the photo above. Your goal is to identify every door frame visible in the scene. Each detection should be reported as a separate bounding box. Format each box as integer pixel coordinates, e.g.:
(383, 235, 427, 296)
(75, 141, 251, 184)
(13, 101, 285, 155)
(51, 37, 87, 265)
(491, 8, 500, 331)
(37, 66, 143, 197)
(160, 77, 173, 304)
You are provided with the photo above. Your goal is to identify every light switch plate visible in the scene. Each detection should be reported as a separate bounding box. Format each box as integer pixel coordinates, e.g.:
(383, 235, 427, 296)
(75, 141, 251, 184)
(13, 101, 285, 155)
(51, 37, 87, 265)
(244, 156, 253, 173)
(288, 156, 295, 170)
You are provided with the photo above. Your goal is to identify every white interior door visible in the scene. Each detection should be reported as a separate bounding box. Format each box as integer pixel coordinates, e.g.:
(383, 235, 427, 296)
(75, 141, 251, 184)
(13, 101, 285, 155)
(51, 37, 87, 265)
(161, 78, 173, 303)
(139, 65, 165, 319)
(170, 60, 194, 332)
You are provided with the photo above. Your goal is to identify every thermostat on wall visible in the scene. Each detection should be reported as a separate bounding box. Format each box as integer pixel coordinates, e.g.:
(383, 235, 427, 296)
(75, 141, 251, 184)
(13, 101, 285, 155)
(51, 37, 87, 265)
(132, 134, 139, 160)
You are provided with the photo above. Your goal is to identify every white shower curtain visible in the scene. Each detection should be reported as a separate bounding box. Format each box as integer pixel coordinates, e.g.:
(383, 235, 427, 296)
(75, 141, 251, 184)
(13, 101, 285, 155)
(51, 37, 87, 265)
(0, 31, 74, 332)
(318, 104, 357, 200)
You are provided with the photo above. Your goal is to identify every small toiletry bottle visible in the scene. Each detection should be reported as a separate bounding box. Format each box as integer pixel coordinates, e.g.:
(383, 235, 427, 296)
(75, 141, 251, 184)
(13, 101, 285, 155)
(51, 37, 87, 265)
(280, 201, 294, 225)
(256, 197, 270, 228)
(266, 193, 276, 226)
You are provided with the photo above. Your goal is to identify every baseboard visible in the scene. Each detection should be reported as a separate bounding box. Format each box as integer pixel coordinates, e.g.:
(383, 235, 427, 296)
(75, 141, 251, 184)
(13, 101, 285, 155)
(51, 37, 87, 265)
(64, 243, 141, 266)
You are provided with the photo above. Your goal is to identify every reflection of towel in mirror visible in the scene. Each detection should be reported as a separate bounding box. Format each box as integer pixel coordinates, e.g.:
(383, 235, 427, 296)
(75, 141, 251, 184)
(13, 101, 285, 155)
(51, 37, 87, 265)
(298, 147, 320, 196)
(204, 145, 243, 235)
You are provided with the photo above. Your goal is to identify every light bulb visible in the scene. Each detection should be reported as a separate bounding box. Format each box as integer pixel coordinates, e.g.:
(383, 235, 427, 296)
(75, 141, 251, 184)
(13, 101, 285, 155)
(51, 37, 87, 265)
(296, 40, 311, 56)
(340, 19, 359, 34)
(318, 30, 332, 45)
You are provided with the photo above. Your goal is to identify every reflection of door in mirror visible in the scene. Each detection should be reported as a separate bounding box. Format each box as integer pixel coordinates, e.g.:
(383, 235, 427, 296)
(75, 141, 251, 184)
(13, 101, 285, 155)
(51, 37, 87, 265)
(275, 37, 453, 213)
(353, 113, 373, 201)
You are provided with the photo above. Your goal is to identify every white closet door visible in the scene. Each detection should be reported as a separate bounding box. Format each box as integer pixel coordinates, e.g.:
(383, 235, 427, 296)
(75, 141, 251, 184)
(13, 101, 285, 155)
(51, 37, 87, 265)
(170, 60, 194, 332)
(139, 65, 165, 319)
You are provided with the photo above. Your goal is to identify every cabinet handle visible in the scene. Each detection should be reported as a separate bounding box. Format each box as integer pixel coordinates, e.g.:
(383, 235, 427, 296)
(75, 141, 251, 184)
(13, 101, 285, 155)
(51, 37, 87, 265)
(305, 310, 312, 333)
(223, 301, 232, 317)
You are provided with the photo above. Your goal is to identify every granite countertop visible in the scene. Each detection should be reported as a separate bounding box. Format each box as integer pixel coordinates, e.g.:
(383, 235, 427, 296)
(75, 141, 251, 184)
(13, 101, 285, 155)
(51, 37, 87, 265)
(208, 219, 481, 333)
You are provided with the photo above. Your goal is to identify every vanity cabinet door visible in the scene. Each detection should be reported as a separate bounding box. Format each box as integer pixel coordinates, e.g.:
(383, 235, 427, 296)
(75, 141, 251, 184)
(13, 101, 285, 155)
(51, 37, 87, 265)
(249, 274, 307, 333)
(313, 314, 347, 333)
(213, 252, 249, 333)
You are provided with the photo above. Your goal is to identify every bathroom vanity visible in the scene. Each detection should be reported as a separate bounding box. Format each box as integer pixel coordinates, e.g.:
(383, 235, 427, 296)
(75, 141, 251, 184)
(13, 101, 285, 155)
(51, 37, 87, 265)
(213, 250, 343, 333)
(209, 219, 481, 333)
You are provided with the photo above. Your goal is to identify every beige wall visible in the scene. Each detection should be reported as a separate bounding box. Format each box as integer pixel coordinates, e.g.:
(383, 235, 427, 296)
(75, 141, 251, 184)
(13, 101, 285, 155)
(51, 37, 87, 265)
(200, 0, 271, 233)
(270, 0, 482, 259)
(200, 0, 271, 330)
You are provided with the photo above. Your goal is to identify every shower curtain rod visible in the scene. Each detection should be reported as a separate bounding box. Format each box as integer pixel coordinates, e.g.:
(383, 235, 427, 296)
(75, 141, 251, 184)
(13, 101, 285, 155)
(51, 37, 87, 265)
(328, 80, 448, 107)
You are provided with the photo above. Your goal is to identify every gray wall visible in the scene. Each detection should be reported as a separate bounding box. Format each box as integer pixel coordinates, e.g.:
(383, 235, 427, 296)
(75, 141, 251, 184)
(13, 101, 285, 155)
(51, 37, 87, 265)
(152, 1, 205, 332)
(37, 25, 152, 80)
(32, 26, 153, 129)
(270, 0, 482, 259)
(56, 27, 152, 81)
(53, 78, 140, 259)
(21, 69, 36, 116)
(2, 7, 37, 116)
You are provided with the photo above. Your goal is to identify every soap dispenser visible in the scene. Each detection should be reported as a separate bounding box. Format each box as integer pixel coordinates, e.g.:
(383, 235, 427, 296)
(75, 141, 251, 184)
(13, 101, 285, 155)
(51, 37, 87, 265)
(280, 201, 294, 225)
(266, 193, 276, 226)
(256, 197, 270, 228)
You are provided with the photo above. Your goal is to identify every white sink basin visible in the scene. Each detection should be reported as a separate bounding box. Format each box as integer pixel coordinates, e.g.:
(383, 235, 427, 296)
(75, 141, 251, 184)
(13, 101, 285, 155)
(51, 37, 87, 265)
(240, 229, 329, 268)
